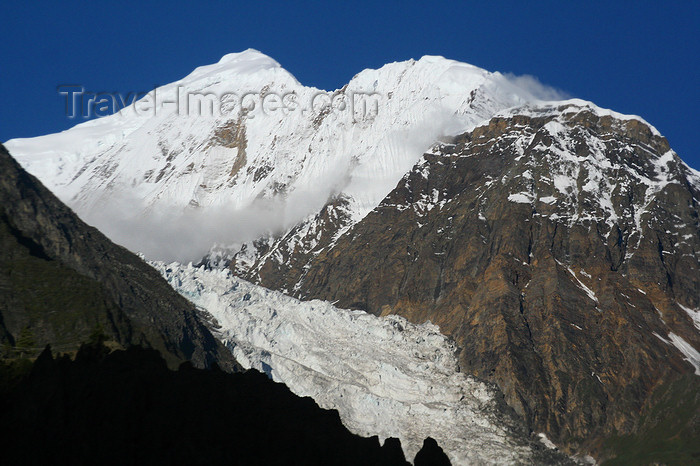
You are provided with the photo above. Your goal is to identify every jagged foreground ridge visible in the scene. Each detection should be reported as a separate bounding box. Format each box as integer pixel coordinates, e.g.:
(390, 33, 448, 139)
(153, 261, 570, 465)
(285, 102, 700, 456)
(0, 343, 414, 465)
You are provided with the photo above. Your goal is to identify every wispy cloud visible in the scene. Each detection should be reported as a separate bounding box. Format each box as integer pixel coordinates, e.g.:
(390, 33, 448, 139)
(502, 73, 571, 101)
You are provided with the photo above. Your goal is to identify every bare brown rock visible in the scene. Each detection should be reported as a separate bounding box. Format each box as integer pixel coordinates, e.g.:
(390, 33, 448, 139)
(237, 104, 700, 456)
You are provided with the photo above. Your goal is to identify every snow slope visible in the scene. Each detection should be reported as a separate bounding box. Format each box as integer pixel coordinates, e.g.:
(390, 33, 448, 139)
(152, 261, 543, 464)
(6, 50, 562, 261)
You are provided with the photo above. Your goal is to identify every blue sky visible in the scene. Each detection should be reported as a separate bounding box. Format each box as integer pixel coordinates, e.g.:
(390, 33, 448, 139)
(1, 1, 698, 168)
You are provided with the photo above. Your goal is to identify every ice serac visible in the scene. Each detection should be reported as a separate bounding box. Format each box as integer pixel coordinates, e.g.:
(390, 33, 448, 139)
(291, 101, 700, 458)
(6, 51, 553, 262)
(153, 261, 570, 465)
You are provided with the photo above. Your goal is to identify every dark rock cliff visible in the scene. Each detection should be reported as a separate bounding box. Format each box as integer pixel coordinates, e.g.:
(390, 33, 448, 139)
(0, 144, 236, 370)
(243, 104, 700, 458)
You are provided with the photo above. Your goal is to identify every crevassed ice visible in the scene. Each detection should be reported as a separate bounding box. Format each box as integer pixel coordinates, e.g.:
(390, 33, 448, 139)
(152, 261, 537, 464)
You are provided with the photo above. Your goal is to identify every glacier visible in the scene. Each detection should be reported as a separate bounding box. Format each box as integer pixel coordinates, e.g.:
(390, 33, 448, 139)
(152, 261, 548, 464)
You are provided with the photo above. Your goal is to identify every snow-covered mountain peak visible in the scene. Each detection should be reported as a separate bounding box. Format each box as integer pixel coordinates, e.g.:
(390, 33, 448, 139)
(161, 50, 301, 100)
(345, 54, 505, 109)
(182, 48, 293, 86)
(7, 53, 566, 261)
(218, 48, 279, 66)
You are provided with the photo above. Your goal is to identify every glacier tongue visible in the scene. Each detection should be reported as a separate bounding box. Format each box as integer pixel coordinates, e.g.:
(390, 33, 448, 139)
(152, 261, 539, 464)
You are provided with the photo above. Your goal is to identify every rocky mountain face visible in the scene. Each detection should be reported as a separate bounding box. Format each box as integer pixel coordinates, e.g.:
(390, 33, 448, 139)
(245, 102, 700, 456)
(225, 194, 356, 293)
(0, 144, 237, 370)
